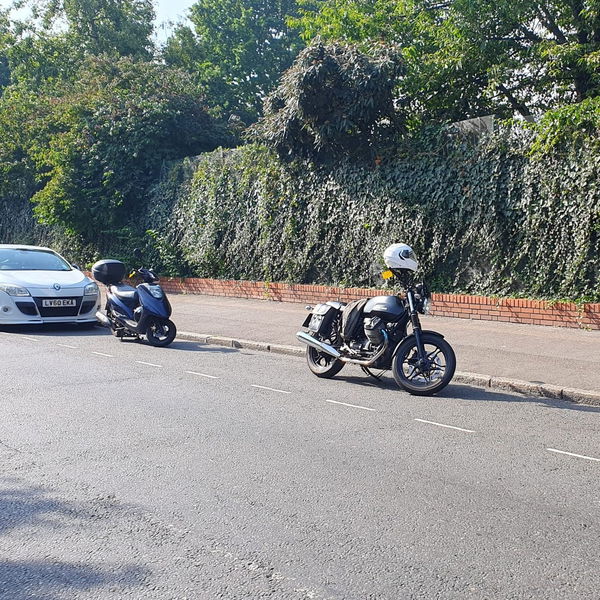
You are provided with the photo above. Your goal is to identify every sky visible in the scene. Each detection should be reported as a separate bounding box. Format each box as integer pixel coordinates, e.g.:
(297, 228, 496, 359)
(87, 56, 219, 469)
(155, 0, 195, 40)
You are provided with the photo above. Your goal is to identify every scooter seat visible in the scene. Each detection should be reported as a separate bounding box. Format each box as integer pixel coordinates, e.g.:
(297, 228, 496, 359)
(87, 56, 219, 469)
(110, 284, 139, 306)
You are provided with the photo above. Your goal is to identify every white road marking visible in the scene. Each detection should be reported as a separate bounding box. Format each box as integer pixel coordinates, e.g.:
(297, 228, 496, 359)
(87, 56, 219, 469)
(414, 418, 475, 433)
(92, 351, 114, 358)
(20, 336, 39, 342)
(251, 384, 291, 395)
(186, 371, 219, 379)
(325, 399, 375, 412)
(547, 448, 600, 463)
(58, 344, 78, 349)
(136, 360, 163, 368)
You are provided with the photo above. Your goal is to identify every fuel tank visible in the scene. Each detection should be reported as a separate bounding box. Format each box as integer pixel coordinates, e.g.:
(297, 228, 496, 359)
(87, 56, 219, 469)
(363, 295, 406, 322)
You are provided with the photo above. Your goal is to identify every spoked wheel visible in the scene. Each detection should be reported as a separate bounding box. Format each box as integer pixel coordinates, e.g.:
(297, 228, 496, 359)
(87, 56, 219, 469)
(306, 327, 344, 378)
(146, 318, 177, 347)
(392, 333, 456, 396)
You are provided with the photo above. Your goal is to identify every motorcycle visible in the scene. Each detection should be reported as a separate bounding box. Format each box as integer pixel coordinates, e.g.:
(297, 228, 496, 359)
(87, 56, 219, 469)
(296, 244, 456, 396)
(91, 250, 176, 347)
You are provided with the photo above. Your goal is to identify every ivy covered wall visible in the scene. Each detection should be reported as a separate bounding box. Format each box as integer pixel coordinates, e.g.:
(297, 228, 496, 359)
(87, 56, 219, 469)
(3, 126, 599, 301)
(149, 129, 600, 301)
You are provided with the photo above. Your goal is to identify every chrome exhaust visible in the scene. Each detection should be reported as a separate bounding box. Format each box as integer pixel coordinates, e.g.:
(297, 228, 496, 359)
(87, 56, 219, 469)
(296, 331, 341, 359)
(95, 310, 111, 328)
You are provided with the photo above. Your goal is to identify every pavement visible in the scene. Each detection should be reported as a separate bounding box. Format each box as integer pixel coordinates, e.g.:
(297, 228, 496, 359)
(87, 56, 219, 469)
(2, 325, 600, 598)
(168, 294, 600, 405)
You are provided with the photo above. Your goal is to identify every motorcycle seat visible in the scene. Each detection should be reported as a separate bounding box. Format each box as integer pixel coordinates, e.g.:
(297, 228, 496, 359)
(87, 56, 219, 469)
(110, 284, 139, 306)
(326, 301, 346, 310)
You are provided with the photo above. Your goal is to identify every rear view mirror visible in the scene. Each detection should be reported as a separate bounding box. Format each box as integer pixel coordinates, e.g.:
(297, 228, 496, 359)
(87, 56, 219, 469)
(132, 248, 143, 260)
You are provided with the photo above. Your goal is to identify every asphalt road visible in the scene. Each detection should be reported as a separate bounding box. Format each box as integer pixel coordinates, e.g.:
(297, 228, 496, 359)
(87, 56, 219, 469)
(1, 325, 599, 599)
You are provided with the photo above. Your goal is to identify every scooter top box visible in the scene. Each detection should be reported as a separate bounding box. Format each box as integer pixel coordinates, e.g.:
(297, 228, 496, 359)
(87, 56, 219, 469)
(92, 259, 126, 285)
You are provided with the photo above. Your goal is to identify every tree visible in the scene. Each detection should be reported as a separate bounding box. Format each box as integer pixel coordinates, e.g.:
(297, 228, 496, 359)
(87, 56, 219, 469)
(292, 0, 600, 121)
(3, 0, 155, 88)
(0, 57, 231, 239)
(164, 0, 304, 123)
(27, 0, 155, 58)
(440, 0, 600, 115)
(251, 40, 405, 159)
(0, 9, 13, 92)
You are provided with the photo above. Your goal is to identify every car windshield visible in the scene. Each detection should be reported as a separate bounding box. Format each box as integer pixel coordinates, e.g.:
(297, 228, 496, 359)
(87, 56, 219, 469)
(0, 248, 72, 271)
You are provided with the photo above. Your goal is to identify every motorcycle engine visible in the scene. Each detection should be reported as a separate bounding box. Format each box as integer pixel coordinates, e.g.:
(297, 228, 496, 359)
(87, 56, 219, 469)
(363, 316, 385, 346)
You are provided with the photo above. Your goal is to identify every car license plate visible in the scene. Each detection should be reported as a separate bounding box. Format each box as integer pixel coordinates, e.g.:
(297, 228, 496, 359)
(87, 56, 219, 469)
(42, 299, 76, 308)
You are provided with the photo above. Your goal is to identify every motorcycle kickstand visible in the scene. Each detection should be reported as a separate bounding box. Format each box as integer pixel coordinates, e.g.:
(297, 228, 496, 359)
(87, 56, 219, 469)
(361, 366, 386, 381)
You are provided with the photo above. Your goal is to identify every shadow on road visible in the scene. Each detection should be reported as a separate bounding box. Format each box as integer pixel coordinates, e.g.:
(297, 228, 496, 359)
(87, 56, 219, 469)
(0, 325, 239, 353)
(0, 323, 107, 336)
(0, 560, 146, 600)
(444, 383, 600, 414)
(165, 340, 238, 354)
(0, 479, 149, 599)
(334, 374, 600, 413)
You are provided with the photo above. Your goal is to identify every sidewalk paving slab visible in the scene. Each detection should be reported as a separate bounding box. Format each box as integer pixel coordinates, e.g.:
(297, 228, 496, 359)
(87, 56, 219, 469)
(171, 294, 600, 405)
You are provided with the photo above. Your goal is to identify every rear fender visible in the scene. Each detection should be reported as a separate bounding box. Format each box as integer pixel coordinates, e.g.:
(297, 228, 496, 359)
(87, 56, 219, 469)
(306, 303, 342, 335)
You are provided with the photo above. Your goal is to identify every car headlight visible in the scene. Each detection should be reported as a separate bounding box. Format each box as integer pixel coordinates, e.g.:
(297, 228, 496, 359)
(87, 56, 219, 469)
(84, 282, 99, 296)
(0, 283, 30, 297)
(148, 285, 164, 299)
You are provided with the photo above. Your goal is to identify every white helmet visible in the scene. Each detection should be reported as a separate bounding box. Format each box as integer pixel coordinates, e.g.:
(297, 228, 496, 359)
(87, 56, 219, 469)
(383, 243, 419, 272)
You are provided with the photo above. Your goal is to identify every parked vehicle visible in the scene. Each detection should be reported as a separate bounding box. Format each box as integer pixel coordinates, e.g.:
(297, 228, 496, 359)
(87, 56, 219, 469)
(0, 244, 99, 326)
(296, 244, 456, 396)
(92, 251, 176, 347)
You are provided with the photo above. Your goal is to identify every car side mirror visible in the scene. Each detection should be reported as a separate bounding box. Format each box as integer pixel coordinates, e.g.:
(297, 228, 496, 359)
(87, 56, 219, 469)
(71, 263, 81, 270)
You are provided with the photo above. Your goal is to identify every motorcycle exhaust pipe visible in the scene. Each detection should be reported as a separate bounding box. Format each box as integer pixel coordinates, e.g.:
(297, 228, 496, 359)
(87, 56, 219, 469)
(296, 331, 341, 359)
(95, 310, 111, 328)
(341, 331, 389, 367)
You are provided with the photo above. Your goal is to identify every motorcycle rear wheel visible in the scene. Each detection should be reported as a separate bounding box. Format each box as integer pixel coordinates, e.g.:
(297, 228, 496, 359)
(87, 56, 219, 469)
(146, 318, 177, 347)
(392, 333, 456, 396)
(306, 327, 344, 378)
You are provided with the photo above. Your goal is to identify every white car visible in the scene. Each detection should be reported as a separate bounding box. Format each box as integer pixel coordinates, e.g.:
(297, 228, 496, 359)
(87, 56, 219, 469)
(0, 244, 100, 325)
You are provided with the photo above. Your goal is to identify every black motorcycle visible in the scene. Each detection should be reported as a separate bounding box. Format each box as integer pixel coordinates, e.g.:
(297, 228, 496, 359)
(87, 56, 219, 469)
(296, 272, 456, 396)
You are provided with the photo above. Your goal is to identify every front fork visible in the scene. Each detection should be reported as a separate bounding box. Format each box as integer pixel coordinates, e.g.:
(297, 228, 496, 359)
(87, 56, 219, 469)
(406, 289, 426, 360)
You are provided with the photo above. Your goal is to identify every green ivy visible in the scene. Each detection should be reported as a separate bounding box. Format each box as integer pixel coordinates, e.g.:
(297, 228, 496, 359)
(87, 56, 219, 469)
(149, 125, 600, 301)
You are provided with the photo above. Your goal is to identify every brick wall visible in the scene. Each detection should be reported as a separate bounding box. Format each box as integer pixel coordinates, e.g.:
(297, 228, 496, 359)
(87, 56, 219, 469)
(156, 276, 600, 331)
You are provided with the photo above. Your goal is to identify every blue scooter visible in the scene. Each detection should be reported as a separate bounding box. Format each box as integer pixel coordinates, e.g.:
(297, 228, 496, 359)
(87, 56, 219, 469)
(91, 251, 176, 347)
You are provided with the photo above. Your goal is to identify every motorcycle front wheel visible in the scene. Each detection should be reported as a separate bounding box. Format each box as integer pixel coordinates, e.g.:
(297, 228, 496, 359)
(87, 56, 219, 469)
(146, 318, 177, 347)
(392, 333, 456, 396)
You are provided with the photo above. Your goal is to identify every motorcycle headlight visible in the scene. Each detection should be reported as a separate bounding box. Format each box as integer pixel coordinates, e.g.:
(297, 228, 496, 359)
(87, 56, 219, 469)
(0, 283, 30, 297)
(84, 282, 99, 296)
(149, 285, 163, 299)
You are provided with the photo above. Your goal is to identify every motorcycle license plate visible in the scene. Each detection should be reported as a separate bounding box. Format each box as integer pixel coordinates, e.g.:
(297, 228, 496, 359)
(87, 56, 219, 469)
(42, 299, 76, 307)
(308, 314, 323, 331)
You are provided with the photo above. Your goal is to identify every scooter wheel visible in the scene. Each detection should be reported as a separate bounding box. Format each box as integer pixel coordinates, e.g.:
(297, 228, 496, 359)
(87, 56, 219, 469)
(146, 318, 177, 347)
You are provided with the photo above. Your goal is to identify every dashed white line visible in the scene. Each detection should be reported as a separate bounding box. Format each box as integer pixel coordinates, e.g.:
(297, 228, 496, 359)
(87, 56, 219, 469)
(186, 371, 219, 379)
(251, 384, 291, 395)
(414, 418, 475, 433)
(92, 351, 114, 358)
(20, 336, 39, 342)
(58, 344, 78, 349)
(136, 360, 163, 368)
(325, 399, 375, 412)
(547, 448, 600, 463)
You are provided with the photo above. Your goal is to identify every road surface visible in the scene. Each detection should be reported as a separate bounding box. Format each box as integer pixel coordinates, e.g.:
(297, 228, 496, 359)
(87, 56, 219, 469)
(0, 325, 599, 599)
